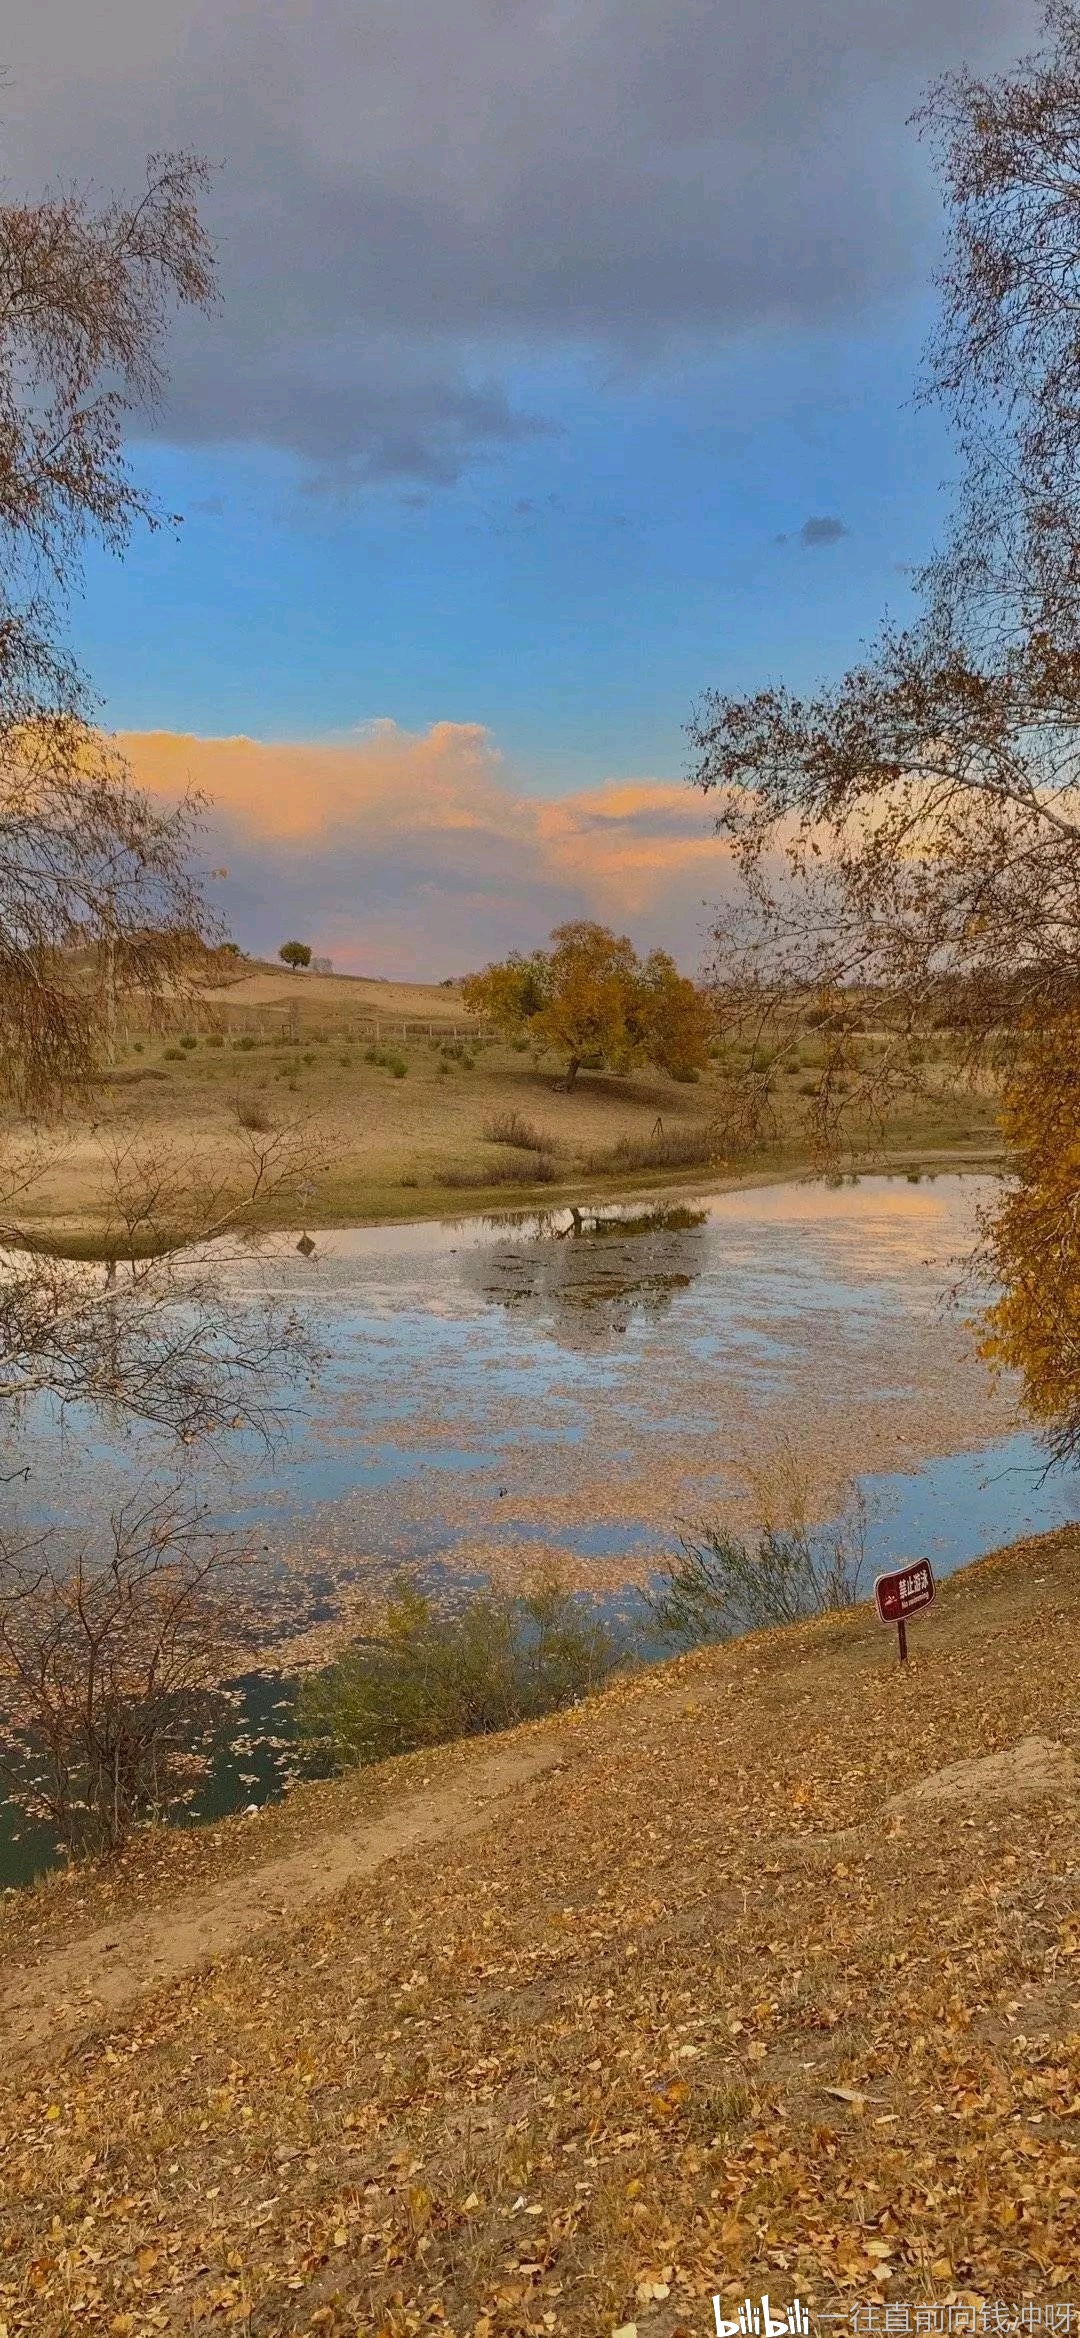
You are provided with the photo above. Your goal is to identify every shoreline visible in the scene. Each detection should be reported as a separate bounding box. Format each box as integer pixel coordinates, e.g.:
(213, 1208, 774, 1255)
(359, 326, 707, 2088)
(19, 1137, 1008, 1260)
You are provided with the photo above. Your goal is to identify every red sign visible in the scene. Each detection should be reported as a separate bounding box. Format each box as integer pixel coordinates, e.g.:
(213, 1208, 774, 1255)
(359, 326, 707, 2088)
(874, 1559, 936, 1625)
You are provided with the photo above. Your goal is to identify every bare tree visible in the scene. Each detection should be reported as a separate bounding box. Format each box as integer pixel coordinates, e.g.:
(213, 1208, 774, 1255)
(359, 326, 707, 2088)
(0, 153, 217, 1104)
(687, 3, 1080, 1454)
(0, 1495, 255, 1858)
(917, 0, 1080, 652)
(0, 1112, 320, 1442)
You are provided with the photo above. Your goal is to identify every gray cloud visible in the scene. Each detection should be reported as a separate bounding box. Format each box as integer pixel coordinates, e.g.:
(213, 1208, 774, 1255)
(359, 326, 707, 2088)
(798, 514, 848, 546)
(3, 0, 1036, 483)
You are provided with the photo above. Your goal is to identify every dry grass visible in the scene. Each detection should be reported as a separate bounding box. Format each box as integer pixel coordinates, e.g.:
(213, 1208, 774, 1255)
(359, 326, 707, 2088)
(0, 965, 1007, 1244)
(437, 1151, 559, 1188)
(1, 1526, 1078, 2332)
(585, 1123, 721, 1173)
(483, 1109, 558, 1153)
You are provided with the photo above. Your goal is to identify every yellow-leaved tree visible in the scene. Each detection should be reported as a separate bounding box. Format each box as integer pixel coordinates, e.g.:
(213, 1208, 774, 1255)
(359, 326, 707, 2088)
(463, 921, 710, 1089)
(980, 1017, 1080, 1462)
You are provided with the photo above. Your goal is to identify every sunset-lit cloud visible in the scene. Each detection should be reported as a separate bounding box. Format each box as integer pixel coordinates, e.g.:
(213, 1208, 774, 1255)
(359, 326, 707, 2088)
(123, 724, 736, 979)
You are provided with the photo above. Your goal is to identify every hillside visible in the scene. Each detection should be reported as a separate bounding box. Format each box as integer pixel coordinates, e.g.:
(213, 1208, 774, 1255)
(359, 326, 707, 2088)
(2, 965, 1005, 1244)
(1, 1527, 1078, 2334)
(204, 962, 474, 1028)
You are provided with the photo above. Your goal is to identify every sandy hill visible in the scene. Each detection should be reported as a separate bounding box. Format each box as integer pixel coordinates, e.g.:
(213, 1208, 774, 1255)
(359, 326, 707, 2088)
(1, 1529, 1078, 2334)
(207, 961, 471, 1024)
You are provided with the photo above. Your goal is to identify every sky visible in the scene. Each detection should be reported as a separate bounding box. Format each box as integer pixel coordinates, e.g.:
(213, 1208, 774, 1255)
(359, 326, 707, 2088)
(4, 0, 1039, 975)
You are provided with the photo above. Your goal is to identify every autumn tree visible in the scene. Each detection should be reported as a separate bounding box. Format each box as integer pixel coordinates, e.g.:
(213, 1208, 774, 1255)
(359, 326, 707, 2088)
(0, 148, 317, 1444)
(687, 2, 1080, 1461)
(0, 154, 218, 1104)
(464, 921, 710, 1089)
(0, 155, 325, 1859)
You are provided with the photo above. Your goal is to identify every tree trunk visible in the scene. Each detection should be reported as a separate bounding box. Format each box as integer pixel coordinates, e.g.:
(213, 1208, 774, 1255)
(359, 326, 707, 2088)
(564, 1055, 581, 1089)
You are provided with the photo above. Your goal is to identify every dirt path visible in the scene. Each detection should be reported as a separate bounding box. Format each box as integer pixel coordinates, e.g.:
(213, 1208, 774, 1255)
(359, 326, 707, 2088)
(0, 1736, 566, 2064)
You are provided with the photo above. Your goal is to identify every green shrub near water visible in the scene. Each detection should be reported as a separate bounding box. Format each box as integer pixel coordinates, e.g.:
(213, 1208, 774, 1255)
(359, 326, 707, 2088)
(648, 1508, 867, 1647)
(297, 1578, 622, 1770)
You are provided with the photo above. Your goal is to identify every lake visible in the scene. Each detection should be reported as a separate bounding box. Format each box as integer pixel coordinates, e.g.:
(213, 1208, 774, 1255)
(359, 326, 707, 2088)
(4, 1169, 1079, 1884)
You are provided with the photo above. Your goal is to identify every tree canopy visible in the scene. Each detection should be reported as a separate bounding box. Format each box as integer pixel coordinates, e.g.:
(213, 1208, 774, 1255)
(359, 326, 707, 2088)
(463, 921, 710, 1088)
(0, 153, 217, 1105)
(687, 0, 1080, 1459)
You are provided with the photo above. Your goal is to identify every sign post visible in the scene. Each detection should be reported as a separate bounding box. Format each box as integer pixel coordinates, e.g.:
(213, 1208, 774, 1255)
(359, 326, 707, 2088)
(874, 1559, 936, 1663)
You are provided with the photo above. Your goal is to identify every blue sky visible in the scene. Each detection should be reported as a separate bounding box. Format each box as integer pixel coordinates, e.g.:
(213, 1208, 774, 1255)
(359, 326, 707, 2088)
(78, 310, 941, 793)
(3, 0, 1040, 968)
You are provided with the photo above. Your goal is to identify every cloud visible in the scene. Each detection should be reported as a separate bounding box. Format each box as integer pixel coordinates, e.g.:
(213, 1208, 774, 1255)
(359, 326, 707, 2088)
(2, 0, 1035, 484)
(798, 515, 848, 547)
(122, 723, 737, 977)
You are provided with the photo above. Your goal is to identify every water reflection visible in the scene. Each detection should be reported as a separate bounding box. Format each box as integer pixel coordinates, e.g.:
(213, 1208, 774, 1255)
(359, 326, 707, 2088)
(464, 1202, 709, 1347)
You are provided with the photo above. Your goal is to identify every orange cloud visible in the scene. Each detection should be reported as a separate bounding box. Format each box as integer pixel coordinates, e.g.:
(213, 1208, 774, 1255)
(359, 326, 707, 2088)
(122, 722, 737, 978)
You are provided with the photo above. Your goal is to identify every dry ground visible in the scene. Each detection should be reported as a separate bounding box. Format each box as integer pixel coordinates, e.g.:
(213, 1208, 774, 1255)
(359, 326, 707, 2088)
(6, 967, 1005, 1244)
(1, 1525, 1078, 2334)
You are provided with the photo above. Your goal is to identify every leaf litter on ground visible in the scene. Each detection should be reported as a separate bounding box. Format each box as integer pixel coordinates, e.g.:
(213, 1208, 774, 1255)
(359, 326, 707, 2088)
(0, 1523, 1078, 2334)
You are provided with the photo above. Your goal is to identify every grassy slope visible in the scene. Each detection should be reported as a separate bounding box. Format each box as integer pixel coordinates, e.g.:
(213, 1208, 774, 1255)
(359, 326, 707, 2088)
(9, 967, 1005, 1243)
(2, 1526, 1078, 2333)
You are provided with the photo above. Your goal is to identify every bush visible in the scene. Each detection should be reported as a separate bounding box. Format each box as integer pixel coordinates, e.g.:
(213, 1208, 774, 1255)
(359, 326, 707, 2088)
(0, 1501, 248, 1860)
(649, 1499, 867, 1647)
(585, 1125, 718, 1174)
(437, 1151, 558, 1188)
(205, 1031, 225, 1048)
(234, 1034, 256, 1051)
(179, 1033, 198, 1050)
(297, 1577, 622, 1771)
(237, 1097, 272, 1132)
(483, 1109, 556, 1152)
(365, 1046, 408, 1077)
(162, 1046, 183, 1060)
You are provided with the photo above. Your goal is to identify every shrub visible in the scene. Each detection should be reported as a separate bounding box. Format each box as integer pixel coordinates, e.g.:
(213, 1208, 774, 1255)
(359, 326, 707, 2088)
(365, 1046, 408, 1078)
(585, 1125, 718, 1174)
(297, 1577, 622, 1771)
(205, 1031, 225, 1048)
(437, 1151, 557, 1188)
(649, 1498, 867, 1647)
(302, 1051, 316, 1066)
(483, 1109, 556, 1152)
(0, 1501, 249, 1860)
(235, 1034, 256, 1051)
(237, 1097, 272, 1132)
(179, 1033, 198, 1050)
(163, 1046, 183, 1060)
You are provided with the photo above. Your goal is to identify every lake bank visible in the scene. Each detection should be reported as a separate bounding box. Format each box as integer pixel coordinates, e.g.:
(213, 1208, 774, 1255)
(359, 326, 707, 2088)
(2, 1518, 1077, 2330)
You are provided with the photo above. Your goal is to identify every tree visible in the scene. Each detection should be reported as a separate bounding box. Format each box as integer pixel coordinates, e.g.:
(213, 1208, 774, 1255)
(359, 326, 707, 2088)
(686, 1, 1080, 1458)
(464, 920, 710, 1089)
(0, 1495, 254, 1858)
(0, 154, 217, 1104)
(0, 156, 327, 1862)
(279, 939, 312, 971)
(978, 1013, 1080, 1463)
(916, 1, 1080, 653)
(634, 948, 712, 1082)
